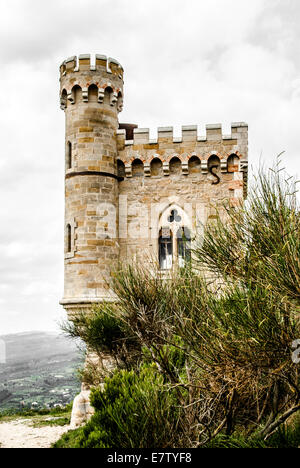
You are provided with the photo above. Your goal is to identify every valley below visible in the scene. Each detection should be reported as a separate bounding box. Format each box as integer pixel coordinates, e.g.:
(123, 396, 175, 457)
(0, 331, 83, 411)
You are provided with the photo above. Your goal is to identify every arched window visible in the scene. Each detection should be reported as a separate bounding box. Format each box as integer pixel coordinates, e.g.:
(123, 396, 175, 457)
(151, 158, 163, 176)
(159, 228, 173, 270)
(177, 227, 191, 267)
(132, 159, 144, 177)
(117, 160, 125, 178)
(208, 155, 221, 185)
(117, 92, 123, 112)
(104, 86, 113, 106)
(227, 154, 239, 173)
(169, 157, 182, 175)
(67, 141, 72, 169)
(88, 84, 98, 102)
(60, 89, 67, 109)
(72, 85, 82, 104)
(66, 224, 72, 253)
(188, 156, 201, 174)
(208, 154, 220, 169)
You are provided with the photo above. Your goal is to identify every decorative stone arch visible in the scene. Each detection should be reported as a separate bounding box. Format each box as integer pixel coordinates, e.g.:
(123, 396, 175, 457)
(203, 150, 223, 161)
(169, 156, 182, 175)
(117, 90, 123, 112)
(60, 88, 68, 110)
(207, 154, 221, 168)
(158, 203, 192, 232)
(101, 83, 118, 107)
(131, 158, 144, 177)
(129, 155, 146, 163)
(166, 153, 184, 163)
(188, 154, 201, 174)
(149, 154, 163, 163)
(87, 83, 99, 102)
(116, 156, 127, 164)
(101, 82, 116, 92)
(187, 152, 202, 161)
(68, 84, 82, 105)
(157, 203, 192, 270)
(207, 154, 222, 184)
(150, 157, 163, 176)
(227, 153, 240, 173)
(85, 80, 100, 87)
(225, 150, 242, 159)
(103, 85, 113, 105)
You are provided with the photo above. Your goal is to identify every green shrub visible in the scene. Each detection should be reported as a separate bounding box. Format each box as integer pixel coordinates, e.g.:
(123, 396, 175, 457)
(53, 427, 84, 448)
(55, 365, 182, 448)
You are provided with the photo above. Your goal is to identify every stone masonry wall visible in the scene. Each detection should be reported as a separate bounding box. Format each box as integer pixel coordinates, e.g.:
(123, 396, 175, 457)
(116, 124, 248, 264)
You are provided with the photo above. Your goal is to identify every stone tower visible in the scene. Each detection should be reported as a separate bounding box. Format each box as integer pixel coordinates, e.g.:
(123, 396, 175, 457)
(59, 54, 124, 316)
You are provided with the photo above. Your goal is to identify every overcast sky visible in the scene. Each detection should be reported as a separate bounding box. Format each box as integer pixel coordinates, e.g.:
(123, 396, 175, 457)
(0, 0, 299, 335)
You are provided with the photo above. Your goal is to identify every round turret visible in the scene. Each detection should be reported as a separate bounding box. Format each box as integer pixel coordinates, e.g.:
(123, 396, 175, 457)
(59, 54, 124, 314)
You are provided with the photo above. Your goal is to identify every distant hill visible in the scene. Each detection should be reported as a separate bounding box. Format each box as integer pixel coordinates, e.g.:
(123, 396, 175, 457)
(0, 332, 84, 411)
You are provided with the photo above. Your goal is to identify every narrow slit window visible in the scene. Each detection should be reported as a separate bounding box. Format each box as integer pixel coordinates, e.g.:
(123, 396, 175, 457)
(67, 141, 72, 169)
(67, 224, 72, 253)
(159, 229, 173, 270)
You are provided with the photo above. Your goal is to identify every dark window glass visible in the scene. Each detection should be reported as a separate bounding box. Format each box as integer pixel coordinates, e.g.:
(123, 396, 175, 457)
(67, 142, 72, 169)
(67, 224, 72, 253)
(177, 227, 191, 267)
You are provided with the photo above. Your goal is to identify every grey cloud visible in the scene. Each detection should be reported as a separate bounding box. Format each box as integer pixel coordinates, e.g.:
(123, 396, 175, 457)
(247, 0, 300, 67)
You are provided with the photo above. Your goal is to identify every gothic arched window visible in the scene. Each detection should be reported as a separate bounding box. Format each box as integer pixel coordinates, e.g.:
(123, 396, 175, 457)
(159, 228, 173, 270)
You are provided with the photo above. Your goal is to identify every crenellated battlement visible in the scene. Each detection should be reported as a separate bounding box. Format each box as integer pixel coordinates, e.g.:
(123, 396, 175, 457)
(60, 54, 124, 79)
(116, 122, 248, 147)
(59, 54, 124, 112)
(116, 122, 248, 193)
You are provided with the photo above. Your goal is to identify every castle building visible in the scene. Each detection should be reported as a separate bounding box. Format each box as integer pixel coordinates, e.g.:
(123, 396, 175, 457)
(59, 54, 248, 425)
(59, 53, 248, 317)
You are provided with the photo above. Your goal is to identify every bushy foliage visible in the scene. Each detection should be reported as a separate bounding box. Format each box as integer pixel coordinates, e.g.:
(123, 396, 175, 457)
(54, 365, 182, 448)
(58, 162, 300, 448)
